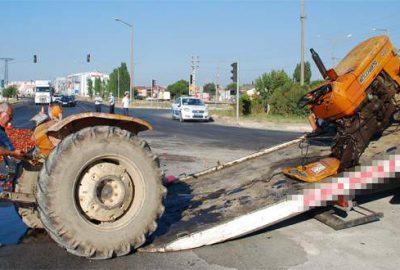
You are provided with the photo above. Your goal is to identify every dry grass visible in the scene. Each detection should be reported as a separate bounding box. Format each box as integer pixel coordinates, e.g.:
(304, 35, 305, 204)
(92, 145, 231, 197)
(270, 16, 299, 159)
(210, 108, 308, 123)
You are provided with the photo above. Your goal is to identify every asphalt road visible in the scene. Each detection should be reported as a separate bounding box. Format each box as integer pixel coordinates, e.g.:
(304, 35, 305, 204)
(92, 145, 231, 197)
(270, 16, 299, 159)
(9, 99, 304, 178)
(12, 99, 303, 151)
(2, 99, 400, 269)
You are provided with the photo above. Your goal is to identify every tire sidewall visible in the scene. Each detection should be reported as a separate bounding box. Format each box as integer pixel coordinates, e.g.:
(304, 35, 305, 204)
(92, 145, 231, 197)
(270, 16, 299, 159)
(38, 126, 162, 251)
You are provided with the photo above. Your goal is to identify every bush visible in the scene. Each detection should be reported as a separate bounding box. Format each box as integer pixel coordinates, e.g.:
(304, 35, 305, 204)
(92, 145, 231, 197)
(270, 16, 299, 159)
(268, 83, 310, 116)
(250, 98, 265, 114)
(239, 93, 252, 115)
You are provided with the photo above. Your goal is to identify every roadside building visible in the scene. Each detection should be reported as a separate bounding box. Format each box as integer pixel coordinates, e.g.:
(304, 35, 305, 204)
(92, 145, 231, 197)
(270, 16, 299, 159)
(54, 77, 67, 94)
(65, 71, 109, 96)
(246, 88, 258, 98)
(136, 84, 168, 100)
(7, 81, 35, 97)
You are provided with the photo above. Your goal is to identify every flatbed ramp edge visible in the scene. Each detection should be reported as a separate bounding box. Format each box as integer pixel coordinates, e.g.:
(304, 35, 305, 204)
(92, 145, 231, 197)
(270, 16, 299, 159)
(141, 130, 400, 252)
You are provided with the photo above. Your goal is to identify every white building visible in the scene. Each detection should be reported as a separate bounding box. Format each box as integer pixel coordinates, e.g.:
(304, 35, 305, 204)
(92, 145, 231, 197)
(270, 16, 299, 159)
(54, 77, 67, 94)
(65, 71, 109, 96)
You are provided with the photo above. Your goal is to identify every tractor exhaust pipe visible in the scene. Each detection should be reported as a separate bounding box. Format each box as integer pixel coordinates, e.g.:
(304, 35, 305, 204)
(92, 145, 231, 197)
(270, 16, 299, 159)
(310, 48, 328, 79)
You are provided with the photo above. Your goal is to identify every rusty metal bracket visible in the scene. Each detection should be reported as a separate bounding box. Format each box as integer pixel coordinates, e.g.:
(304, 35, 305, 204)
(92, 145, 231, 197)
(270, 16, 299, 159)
(0, 191, 36, 204)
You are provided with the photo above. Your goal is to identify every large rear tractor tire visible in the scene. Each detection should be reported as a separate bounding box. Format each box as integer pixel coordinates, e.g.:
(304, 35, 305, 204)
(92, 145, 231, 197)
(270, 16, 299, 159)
(14, 162, 43, 229)
(37, 126, 166, 259)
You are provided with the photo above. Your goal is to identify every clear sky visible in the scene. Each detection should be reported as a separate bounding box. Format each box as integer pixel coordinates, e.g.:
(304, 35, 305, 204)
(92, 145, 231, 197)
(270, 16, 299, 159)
(1, 0, 400, 87)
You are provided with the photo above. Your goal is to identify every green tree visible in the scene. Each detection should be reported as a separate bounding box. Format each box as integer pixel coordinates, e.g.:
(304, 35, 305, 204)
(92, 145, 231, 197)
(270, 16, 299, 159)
(203, 82, 216, 94)
(226, 82, 237, 91)
(87, 78, 93, 98)
(167, 80, 189, 98)
(94, 78, 102, 97)
(108, 63, 130, 98)
(293, 61, 312, 84)
(101, 80, 107, 96)
(309, 79, 324, 88)
(268, 83, 309, 116)
(2, 85, 18, 99)
(254, 70, 291, 102)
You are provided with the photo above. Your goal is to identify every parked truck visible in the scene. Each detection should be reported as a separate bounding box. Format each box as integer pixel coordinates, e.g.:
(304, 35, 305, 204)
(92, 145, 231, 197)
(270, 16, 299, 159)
(158, 91, 171, 101)
(34, 80, 53, 105)
(0, 35, 399, 259)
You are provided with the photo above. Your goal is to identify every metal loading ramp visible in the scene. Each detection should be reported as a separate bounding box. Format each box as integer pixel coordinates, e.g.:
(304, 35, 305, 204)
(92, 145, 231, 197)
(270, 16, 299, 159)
(141, 128, 400, 253)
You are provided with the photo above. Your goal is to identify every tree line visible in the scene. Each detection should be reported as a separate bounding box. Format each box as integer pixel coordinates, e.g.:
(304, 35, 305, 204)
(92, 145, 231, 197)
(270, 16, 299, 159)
(167, 61, 322, 116)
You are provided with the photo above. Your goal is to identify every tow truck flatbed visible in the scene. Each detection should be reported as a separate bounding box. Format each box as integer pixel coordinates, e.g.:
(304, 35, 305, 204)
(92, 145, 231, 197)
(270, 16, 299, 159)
(141, 127, 400, 252)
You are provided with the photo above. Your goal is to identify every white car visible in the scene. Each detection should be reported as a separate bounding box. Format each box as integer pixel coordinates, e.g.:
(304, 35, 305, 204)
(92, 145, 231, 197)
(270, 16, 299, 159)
(171, 97, 210, 122)
(52, 94, 62, 103)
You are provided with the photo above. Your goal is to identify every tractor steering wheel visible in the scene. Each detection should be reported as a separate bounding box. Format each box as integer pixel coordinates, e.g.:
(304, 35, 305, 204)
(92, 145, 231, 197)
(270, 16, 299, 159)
(298, 84, 332, 108)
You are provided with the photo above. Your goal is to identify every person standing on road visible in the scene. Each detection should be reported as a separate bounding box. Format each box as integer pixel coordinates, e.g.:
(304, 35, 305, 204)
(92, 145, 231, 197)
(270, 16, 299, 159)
(48, 102, 63, 121)
(108, 93, 115, 114)
(95, 92, 103, 113)
(122, 91, 130, 116)
(0, 102, 24, 159)
(0, 102, 25, 192)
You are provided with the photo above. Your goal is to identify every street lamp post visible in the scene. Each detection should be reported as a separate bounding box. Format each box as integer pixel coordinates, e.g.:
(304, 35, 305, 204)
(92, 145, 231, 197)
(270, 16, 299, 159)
(114, 18, 134, 101)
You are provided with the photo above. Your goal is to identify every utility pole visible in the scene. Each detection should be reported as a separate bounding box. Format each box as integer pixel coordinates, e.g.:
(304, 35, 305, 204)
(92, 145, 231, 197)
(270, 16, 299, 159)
(0, 57, 14, 89)
(190, 56, 199, 96)
(300, 0, 305, 86)
(151, 79, 156, 106)
(215, 66, 220, 106)
(236, 61, 240, 121)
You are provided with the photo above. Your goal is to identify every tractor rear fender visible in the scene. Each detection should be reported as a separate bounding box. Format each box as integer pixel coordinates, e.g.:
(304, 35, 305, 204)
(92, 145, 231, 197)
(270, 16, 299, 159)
(34, 113, 152, 157)
(47, 112, 152, 138)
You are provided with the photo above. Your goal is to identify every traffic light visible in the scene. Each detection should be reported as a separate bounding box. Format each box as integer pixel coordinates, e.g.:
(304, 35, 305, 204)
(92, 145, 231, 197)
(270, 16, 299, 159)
(87, 54, 90, 63)
(152, 79, 156, 88)
(190, 74, 193, 85)
(230, 62, 237, 82)
(33, 55, 37, 63)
